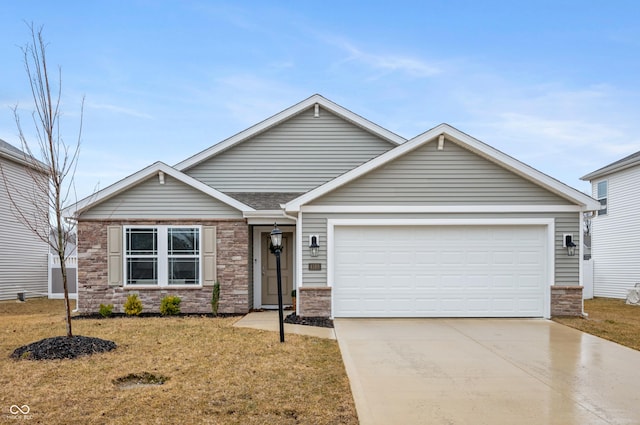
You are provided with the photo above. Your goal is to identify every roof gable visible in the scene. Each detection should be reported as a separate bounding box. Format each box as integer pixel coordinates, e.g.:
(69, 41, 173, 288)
(581, 150, 640, 181)
(175, 94, 405, 171)
(312, 139, 572, 206)
(285, 124, 601, 212)
(183, 106, 397, 193)
(65, 162, 253, 218)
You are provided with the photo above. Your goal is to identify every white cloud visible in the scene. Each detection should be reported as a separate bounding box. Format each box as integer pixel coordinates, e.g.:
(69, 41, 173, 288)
(323, 36, 441, 78)
(86, 102, 154, 120)
(213, 74, 305, 126)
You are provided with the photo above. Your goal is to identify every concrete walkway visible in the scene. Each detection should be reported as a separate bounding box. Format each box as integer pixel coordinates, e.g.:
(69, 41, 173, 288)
(233, 310, 335, 339)
(335, 318, 640, 425)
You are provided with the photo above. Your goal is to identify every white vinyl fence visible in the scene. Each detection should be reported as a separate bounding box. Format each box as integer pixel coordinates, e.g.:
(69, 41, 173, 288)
(582, 259, 594, 300)
(48, 254, 77, 299)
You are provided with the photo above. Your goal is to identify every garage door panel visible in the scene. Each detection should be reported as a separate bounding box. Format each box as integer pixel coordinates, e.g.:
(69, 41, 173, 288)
(467, 275, 491, 289)
(333, 225, 547, 318)
(493, 275, 517, 289)
(442, 251, 465, 265)
(467, 251, 490, 264)
(519, 274, 543, 289)
(390, 275, 413, 288)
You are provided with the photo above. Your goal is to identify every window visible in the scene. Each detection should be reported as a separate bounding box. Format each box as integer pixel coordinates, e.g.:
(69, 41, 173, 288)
(597, 180, 607, 216)
(168, 228, 200, 285)
(125, 226, 201, 286)
(126, 228, 158, 285)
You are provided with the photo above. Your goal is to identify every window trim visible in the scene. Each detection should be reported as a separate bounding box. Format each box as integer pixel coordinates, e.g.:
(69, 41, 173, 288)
(124, 225, 203, 287)
(596, 180, 607, 216)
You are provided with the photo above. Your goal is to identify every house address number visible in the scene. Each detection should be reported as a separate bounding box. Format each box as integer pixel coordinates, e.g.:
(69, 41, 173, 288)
(308, 263, 322, 271)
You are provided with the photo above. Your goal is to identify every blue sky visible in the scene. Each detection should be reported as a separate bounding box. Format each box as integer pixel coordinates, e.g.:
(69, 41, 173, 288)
(2, 1, 639, 199)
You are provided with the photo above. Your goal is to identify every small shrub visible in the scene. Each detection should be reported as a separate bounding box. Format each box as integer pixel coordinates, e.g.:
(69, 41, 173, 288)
(160, 295, 181, 316)
(99, 303, 114, 318)
(124, 294, 143, 316)
(211, 281, 220, 315)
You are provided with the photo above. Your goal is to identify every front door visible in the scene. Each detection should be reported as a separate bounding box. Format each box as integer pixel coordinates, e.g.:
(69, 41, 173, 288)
(261, 232, 293, 305)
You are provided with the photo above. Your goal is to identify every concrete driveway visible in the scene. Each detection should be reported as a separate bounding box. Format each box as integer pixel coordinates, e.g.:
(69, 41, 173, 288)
(334, 318, 640, 425)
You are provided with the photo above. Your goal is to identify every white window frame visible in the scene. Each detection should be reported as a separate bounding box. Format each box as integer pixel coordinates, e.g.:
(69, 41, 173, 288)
(124, 225, 202, 287)
(596, 180, 607, 216)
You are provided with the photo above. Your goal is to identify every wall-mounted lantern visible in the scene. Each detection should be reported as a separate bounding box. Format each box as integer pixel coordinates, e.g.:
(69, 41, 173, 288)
(563, 234, 577, 257)
(309, 235, 320, 257)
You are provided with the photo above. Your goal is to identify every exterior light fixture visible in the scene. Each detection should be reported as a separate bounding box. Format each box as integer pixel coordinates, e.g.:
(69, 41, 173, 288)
(270, 223, 285, 343)
(309, 235, 320, 257)
(564, 234, 577, 257)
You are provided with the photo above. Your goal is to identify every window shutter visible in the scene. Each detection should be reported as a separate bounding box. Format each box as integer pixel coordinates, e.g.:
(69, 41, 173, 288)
(202, 226, 217, 286)
(107, 226, 123, 286)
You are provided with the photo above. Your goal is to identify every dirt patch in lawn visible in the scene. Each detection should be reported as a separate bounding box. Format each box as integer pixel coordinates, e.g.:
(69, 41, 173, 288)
(0, 298, 358, 424)
(113, 372, 169, 389)
(554, 297, 640, 351)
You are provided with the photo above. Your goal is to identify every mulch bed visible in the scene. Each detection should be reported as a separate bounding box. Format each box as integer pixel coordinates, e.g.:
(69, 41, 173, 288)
(284, 313, 334, 328)
(10, 336, 117, 360)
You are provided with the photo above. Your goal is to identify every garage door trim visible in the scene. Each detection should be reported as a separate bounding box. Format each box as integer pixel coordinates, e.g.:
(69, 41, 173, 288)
(327, 218, 555, 318)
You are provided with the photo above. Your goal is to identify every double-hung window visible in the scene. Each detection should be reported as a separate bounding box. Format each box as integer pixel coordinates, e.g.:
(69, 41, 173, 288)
(125, 226, 201, 286)
(168, 227, 200, 285)
(597, 180, 607, 216)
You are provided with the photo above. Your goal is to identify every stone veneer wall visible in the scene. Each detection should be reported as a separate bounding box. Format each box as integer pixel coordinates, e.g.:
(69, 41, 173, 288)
(550, 286, 584, 317)
(299, 287, 332, 317)
(77, 219, 249, 314)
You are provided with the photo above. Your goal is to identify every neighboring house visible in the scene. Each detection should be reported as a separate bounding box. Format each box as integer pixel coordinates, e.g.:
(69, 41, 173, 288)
(0, 139, 49, 300)
(581, 151, 640, 298)
(65, 95, 599, 318)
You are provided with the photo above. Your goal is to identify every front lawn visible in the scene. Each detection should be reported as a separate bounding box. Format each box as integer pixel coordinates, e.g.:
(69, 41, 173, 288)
(0, 298, 358, 424)
(554, 297, 640, 351)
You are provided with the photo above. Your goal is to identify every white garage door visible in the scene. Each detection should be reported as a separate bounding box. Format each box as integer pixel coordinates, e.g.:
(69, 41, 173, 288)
(333, 225, 548, 318)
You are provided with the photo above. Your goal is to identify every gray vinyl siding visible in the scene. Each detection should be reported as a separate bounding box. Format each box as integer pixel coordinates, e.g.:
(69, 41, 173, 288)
(0, 157, 49, 300)
(185, 107, 395, 192)
(314, 140, 573, 205)
(79, 174, 243, 219)
(300, 211, 580, 289)
(555, 212, 581, 286)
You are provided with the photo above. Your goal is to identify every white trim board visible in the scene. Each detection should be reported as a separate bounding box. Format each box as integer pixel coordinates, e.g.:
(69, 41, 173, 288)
(301, 205, 585, 213)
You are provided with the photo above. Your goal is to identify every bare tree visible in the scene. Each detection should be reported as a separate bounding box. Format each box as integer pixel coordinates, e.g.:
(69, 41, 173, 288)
(3, 23, 84, 337)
